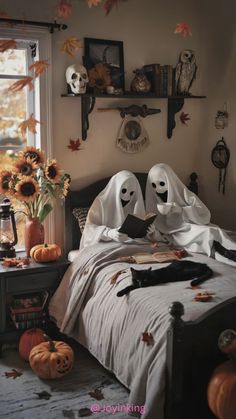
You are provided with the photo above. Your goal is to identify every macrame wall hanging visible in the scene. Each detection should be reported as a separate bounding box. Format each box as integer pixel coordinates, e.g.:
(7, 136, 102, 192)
(98, 104, 161, 154)
(211, 137, 230, 194)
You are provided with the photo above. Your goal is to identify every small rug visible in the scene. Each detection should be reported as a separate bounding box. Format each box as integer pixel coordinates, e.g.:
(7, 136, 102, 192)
(0, 341, 129, 419)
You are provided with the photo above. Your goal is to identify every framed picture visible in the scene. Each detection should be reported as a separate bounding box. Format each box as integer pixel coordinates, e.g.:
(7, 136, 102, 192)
(84, 37, 125, 91)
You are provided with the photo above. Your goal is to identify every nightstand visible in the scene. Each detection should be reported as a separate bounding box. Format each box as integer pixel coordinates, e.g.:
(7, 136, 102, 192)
(0, 257, 70, 356)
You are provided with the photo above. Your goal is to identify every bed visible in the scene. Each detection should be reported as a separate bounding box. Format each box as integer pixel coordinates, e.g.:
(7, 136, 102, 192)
(49, 173, 236, 419)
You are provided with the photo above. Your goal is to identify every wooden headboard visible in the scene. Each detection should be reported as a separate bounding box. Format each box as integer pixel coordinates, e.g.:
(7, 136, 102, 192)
(64, 173, 148, 254)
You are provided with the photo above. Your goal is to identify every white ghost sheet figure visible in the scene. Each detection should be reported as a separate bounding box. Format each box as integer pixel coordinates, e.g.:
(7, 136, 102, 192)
(145, 163, 236, 264)
(80, 170, 146, 249)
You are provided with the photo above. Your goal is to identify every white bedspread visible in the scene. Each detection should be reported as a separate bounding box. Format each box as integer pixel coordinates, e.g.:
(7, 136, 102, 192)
(49, 242, 236, 419)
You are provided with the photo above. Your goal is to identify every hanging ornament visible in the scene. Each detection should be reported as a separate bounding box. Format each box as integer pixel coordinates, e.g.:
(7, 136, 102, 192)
(215, 102, 229, 129)
(211, 137, 230, 194)
(116, 116, 149, 153)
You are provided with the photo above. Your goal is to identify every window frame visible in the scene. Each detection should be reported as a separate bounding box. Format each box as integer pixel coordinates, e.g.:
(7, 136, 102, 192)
(0, 25, 54, 243)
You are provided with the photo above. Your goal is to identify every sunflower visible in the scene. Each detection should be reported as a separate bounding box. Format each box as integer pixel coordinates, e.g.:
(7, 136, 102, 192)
(62, 177, 70, 197)
(15, 176, 39, 202)
(19, 146, 44, 166)
(88, 63, 112, 91)
(0, 170, 12, 194)
(45, 159, 62, 182)
(13, 157, 37, 176)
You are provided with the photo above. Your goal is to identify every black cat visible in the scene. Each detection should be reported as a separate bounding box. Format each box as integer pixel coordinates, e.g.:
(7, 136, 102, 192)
(117, 260, 213, 297)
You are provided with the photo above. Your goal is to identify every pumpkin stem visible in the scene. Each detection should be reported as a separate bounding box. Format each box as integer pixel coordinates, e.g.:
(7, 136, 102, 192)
(43, 334, 57, 352)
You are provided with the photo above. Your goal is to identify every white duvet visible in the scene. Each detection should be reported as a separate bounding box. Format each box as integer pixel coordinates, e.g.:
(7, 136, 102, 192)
(49, 242, 236, 419)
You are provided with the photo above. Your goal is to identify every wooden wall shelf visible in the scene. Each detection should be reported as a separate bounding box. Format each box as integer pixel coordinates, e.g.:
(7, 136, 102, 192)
(61, 92, 206, 141)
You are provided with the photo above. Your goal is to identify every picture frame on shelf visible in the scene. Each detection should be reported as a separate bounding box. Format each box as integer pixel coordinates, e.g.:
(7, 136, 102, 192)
(83, 37, 125, 92)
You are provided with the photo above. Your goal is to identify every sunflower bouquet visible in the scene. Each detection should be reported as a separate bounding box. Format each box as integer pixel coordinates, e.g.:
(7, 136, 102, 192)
(0, 146, 70, 223)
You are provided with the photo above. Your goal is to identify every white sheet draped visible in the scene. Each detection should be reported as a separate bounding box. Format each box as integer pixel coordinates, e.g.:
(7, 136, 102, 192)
(145, 163, 236, 260)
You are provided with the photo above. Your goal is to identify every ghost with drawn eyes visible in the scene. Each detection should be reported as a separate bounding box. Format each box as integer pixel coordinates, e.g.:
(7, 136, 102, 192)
(145, 163, 210, 236)
(80, 170, 146, 249)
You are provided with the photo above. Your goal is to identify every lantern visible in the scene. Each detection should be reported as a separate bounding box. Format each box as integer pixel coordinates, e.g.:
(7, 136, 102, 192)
(0, 198, 18, 259)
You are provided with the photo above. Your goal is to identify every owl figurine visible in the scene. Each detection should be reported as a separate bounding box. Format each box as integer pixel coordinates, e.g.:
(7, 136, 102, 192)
(175, 49, 197, 95)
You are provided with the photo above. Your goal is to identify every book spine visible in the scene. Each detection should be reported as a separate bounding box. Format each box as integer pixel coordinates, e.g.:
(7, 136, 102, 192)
(153, 64, 161, 96)
(167, 65, 173, 96)
(161, 65, 168, 96)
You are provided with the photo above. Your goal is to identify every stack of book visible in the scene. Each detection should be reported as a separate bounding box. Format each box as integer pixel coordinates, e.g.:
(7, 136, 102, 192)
(9, 291, 48, 330)
(143, 63, 175, 96)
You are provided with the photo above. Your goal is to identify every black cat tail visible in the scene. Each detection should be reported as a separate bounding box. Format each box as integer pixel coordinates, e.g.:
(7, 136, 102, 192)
(117, 285, 135, 297)
(190, 266, 213, 287)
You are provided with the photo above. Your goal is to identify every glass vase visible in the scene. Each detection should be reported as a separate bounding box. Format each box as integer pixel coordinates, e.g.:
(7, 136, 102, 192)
(24, 217, 44, 257)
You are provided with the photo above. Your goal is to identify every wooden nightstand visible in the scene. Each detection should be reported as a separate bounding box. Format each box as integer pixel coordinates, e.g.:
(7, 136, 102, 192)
(0, 257, 70, 356)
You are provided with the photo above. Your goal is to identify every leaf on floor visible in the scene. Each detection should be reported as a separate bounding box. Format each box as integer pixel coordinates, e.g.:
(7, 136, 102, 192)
(142, 332, 154, 346)
(78, 407, 93, 417)
(35, 390, 52, 400)
(4, 368, 22, 379)
(88, 388, 104, 400)
(100, 378, 112, 386)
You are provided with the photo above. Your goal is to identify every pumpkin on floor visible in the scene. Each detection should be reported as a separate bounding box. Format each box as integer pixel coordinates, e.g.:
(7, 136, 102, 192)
(207, 360, 236, 419)
(19, 328, 45, 361)
(29, 335, 74, 379)
(30, 243, 61, 262)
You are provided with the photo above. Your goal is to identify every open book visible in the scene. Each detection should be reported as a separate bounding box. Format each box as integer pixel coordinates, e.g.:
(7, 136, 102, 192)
(119, 213, 157, 239)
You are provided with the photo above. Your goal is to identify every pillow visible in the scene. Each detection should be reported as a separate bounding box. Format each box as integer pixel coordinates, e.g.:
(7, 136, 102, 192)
(72, 207, 89, 233)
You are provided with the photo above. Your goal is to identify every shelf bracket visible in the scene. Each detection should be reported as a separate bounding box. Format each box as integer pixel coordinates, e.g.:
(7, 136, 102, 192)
(81, 96, 96, 141)
(167, 98, 184, 139)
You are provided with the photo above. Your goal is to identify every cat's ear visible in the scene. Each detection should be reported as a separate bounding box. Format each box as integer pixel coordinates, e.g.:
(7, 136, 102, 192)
(130, 267, 135, 274)
(148, 267, 152, 272)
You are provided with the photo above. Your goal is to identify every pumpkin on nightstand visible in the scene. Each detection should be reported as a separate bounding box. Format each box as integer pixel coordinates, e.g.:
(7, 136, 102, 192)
(207, 329, 236, 419)
(29, 334, 74, 379)
(30, 244, 61, 262)
(19, 328, 45, 361)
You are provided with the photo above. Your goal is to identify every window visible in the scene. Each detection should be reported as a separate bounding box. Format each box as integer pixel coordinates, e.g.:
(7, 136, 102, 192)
(0, 26, 53, 248)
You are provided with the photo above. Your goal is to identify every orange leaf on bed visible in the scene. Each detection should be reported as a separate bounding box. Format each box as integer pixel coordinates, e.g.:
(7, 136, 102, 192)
(61, 37, 82, 57)
(29, 60, 49, 78)
(142, 332, 154, 346)
(174, 22, 192, 37)
(8, 77, 33, 92)
(56, 0, 73, 18)
(19, 114, 40, 138)
(110, 270, 126, 284)
(0, 39, 17, 52)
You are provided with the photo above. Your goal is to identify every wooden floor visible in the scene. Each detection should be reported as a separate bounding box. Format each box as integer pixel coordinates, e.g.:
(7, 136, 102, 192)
(0, 341, 129, 418)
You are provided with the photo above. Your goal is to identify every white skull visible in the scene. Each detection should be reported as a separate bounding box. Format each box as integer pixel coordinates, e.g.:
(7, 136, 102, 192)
(65, 64, 88, 94)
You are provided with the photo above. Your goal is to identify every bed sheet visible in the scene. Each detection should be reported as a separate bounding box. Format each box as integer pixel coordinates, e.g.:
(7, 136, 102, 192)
(49, 242, 236, 419)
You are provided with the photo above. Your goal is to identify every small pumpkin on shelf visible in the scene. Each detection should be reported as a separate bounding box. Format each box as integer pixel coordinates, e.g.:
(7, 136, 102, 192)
(30, 243, 61, 262)
(29, 334, 74, 379)
(19, 328, 45, 361)
(207, 329, 236, 419)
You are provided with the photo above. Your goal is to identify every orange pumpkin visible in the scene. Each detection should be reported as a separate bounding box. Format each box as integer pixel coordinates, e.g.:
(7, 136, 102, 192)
(207, 360, 236, 419)
(30, 243, 61, 262)
(19, 328, 45, 361)
(29, 335, 74, 379)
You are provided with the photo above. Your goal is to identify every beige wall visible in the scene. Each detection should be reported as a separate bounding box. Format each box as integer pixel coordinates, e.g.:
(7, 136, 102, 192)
(3, 0, 236, 246)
